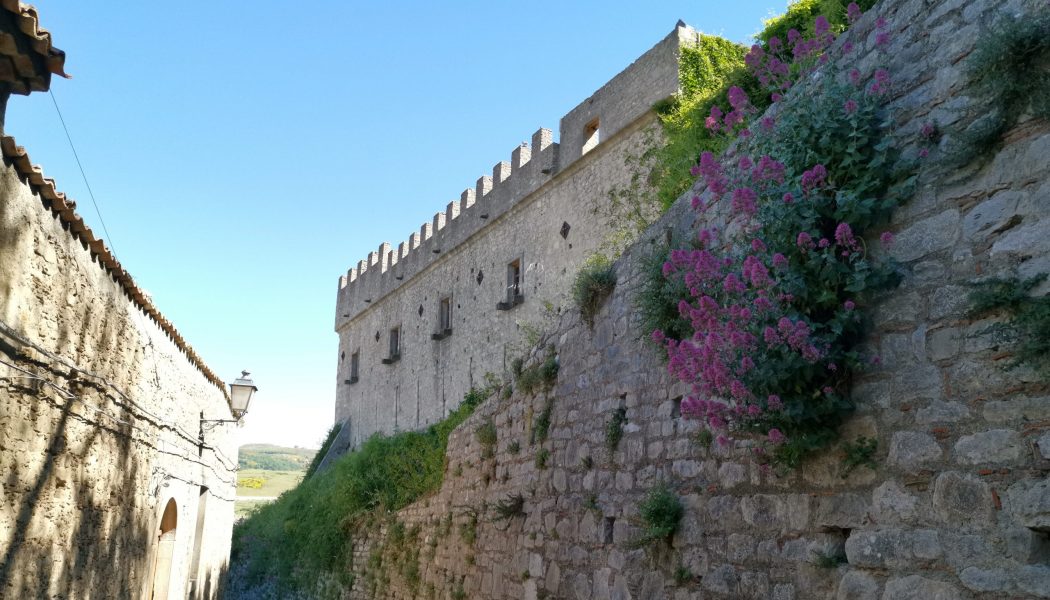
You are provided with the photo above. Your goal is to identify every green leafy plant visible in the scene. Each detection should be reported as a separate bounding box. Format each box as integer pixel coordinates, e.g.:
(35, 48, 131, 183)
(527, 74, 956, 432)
(946, 8, 1050, 166)
(475, 419, 497, 459)
(634, 484, 684, 547)
(840, 436, 878, 477)
(459, 513, 478, 545)
(530, 398, 554, 445)
(812, 548, 848, 568)
(969, 274, 1050, 379)
(674, 564, 696, 586)
(517, 349, 560, 396)
(584, 494, 600, 512)
(535, 448, 550, 469)
(229, 386, 496, 593)
(694, 429, 714, 449)
(580, 455, 593, 470)
(507, 440, 520, 454)
(492, 493, 526, 521)
(605, 407, 628, 452)
(572, 254, 618, 325)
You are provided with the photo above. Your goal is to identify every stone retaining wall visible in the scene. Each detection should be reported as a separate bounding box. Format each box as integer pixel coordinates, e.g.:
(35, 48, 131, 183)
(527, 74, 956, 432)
(337, 0, 1050, 597)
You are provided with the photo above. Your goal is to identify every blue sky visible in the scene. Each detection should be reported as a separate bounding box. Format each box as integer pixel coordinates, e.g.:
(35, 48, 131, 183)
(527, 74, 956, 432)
(7, 1, 788, 448)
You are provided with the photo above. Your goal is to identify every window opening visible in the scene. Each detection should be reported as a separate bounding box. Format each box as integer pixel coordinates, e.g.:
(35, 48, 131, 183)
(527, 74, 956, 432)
(383, 328, 401, 364)
(347, 351, 360, 383)
(498, 259, 525, 310)
(582, 118, 600, 154)
(433, 296, 453, 340)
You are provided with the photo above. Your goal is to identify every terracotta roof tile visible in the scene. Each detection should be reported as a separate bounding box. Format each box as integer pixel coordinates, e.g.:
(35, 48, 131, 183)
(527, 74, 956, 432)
(2, 135, 230, 402)
(1, 1, 69, 94)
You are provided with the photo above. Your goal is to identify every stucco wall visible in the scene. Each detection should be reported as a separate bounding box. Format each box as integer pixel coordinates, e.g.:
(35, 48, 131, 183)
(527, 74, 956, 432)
(0, 150, 238, 598)
(333, 24, 700, 448)
(331, 0, 1050, 597)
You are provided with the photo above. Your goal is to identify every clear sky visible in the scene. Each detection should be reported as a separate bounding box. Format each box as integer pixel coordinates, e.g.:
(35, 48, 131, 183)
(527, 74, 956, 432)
(7, 1, 788, 449)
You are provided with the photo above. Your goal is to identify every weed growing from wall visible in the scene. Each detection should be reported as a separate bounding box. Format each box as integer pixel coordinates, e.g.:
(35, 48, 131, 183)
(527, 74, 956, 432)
(946, 8, 1050, 166)
(840, 436, 878, 477)
(633, 484, 684, 547)
(572, 254, 617, 325)
(968, 275, 1050, 379)
(605, 407, 628, 452)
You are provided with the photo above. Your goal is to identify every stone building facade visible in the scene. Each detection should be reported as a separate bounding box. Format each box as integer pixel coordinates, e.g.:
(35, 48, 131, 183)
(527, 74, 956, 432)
(0, 4, 238, 598)
(330, 0, 1050, 597)
(334, 22, 700, 447)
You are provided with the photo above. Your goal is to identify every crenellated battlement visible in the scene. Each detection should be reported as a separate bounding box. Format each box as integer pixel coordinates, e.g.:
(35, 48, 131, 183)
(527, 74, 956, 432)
(335, 21, 698, 330)
(336, 126, 559, 320)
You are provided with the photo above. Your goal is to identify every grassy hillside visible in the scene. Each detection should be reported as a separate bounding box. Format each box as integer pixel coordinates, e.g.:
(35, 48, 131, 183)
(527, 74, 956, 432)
(238, 443, 317, 471)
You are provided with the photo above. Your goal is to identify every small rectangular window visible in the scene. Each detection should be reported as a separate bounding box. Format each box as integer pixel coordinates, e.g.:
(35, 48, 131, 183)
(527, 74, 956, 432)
(582, 118, 600, 155)
(507, 259, 522, 301)
(349, 351, 360, 383)
(497, 259, 525, 311)
(439, 296, 452, 332)
(383, 328, 401, 364)
(432, 296, 453, 340)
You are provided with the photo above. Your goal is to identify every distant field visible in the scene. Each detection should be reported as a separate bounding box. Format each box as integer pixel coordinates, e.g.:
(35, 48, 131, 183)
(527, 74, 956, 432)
(239, 443, 317, 471)
(235, 468, 308, 519)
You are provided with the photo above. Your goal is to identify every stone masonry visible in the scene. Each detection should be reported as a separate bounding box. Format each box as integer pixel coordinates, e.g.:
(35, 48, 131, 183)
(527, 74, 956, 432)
(333, 23, 701, 448)
(0, 6, 239, 598)
(333, 0, 1050, 597)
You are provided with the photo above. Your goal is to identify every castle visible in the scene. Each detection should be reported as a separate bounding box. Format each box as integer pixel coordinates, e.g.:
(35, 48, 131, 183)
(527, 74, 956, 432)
(0, 4, 238, 598)
(333, 22, 699, 448)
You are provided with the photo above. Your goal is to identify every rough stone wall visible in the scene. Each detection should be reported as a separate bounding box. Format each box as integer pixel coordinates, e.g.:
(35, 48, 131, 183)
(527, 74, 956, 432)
(333, 0, 1050, 598)
(0, 151, 238, 598)
(332, 24, 701, 448)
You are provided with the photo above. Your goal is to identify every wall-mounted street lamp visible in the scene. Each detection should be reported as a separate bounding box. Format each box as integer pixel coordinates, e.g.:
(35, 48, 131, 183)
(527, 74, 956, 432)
(228, 370, 258, 419)
(200, 371, 259, 438)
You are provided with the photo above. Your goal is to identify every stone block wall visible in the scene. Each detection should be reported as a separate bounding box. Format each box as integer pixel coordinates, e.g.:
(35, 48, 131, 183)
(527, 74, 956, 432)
(331, 0, 1050, 597)
(0, 140, 238, 598)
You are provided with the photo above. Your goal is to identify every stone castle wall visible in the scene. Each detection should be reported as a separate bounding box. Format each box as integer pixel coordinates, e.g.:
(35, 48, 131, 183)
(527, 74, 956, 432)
(332, 24, 701, 447)
(335, 0, 1050, 597)
(0, 139, 239, 598)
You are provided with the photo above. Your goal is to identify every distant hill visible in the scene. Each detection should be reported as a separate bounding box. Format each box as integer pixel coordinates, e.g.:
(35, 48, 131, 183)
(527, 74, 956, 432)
(239, 444, 318, 471)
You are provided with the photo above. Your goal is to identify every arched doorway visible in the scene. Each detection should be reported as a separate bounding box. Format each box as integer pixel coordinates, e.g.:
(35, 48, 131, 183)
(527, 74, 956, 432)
(149, 498, 178, 600)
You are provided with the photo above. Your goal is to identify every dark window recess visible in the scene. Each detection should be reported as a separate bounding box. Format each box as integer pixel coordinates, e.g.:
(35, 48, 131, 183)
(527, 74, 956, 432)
(346, 351, 360, 384)
(432, 296, 453, 340)
(603, 516, 615, 544)
(375, 330, 381, 342)
(418, 304, 424, 317)
(560, 221, 571, 239)
(497, 259, 524, 310)
(671, 396, 683, 419)
(382, 328, 401, 364)
(476, 269, 484, 285)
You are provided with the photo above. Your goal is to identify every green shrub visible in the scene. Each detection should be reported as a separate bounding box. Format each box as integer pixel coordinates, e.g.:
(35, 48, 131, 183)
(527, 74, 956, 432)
(946, 8, 1050, 165)
(230, 386, 495, 594)
(572, 254, 617, 325)
(475, 419, 497, 459)
(492, 494, 526, 521)
(507, 440, 520, 454)
(969, 274, 1050, 379)
(535, 448, 550, 469)
(637, 241, 695, 347)
(605, 407, 628, 452)
(634, 484, 684, 547)
(841, 437, 878, 477)
(530, 399, 554, 445)
(517, 350, 560, 397)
